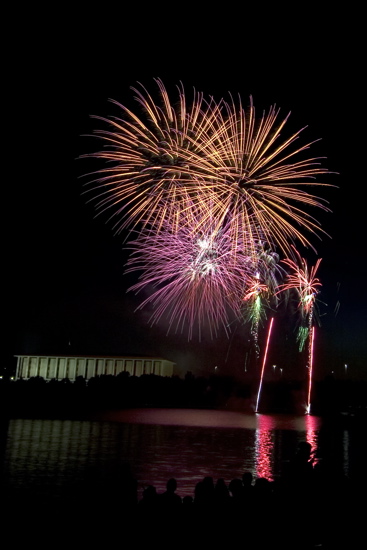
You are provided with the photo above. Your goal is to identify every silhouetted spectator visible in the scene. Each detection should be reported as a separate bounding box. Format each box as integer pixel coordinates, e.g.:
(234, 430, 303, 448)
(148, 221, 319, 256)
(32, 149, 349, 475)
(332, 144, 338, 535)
(182, 495, 194, 507)
(208, 477, 229, 524)
(194, 476, 215, 511)
(138, 485, 158, 511)
(242, 471, 253, 490)
(214, 477, 230, 506)
(241, 471, 255, 505)
(159, 477, 182, 509)
(228, 477, 246, 511)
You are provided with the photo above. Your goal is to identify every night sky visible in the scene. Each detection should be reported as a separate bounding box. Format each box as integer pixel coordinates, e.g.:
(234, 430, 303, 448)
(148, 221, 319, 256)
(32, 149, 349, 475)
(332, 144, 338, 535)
(7, 11, 366, 381)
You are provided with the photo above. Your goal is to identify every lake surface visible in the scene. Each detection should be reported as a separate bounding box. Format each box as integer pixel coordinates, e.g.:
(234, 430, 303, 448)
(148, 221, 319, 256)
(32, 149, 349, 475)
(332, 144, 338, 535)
(1, 409, 365, 500)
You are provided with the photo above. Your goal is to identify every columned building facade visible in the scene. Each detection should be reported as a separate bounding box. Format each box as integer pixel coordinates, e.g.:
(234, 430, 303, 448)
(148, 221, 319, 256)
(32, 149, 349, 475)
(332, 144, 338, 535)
(14, 355, 175, 381)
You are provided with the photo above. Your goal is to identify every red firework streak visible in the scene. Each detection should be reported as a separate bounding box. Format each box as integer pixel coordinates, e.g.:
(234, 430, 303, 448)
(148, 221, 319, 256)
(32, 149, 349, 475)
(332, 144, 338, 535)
(255, 317, 274, 413)
(306, 326, 315, 414)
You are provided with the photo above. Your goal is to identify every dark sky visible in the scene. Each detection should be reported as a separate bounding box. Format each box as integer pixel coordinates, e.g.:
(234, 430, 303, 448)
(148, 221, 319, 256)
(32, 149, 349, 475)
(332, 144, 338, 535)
(7, 10, 366, 381)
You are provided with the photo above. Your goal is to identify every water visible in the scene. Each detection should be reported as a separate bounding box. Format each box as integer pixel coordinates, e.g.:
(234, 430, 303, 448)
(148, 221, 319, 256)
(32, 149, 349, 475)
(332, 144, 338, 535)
(1, 409, 364, 500)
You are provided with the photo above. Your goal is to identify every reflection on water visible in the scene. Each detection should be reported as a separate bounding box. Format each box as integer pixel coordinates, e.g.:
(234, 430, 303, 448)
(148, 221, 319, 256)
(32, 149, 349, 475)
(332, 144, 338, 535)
(305, 414, 320, 462)
(253, 414, 323, 480)
(255, 416, 274, 479)
(1, 409, 355, 499)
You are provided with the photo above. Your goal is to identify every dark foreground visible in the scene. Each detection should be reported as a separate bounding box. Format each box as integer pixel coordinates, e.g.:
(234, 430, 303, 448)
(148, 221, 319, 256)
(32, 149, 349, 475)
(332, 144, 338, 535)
(2, 448, 365, 550)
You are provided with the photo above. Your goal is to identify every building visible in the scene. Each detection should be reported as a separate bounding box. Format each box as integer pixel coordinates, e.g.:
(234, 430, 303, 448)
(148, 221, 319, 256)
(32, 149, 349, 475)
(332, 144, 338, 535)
(14, 354, 175, 381)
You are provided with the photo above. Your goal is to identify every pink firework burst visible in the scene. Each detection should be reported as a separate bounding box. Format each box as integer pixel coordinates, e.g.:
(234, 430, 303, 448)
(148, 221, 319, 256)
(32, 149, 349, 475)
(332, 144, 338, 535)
(125, 207, 274, 340)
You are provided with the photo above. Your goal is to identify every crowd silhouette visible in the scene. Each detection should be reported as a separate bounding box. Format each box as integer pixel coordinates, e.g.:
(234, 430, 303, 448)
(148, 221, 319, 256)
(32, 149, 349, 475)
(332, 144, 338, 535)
(99, 441, 362, 548)
(2, 440, 365, 549)
(2, 373, 366, 547)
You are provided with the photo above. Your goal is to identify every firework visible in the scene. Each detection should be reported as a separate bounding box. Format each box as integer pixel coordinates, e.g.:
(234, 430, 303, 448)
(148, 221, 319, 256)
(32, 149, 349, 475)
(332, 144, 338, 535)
(83, 79, 333, 256)
(242, 244, 283, 356)
(125, 206, 262, 340)
(82, 79, 225, 234)
(277, 247, 322, 329)
(82, 79, 335, 354)
(296, 326, 309, 352)
(255, 317, 274, 413)
(276, 247, 322, 411)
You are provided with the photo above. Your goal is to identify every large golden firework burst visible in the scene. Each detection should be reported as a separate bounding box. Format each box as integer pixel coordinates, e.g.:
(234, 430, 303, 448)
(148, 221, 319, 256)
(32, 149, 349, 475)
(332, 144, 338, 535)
(82, 78, 333, 256)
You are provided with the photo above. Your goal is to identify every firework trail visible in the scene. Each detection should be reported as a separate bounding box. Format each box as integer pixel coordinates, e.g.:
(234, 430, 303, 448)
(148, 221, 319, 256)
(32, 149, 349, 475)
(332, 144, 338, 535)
(306, 327, 315, 414)
(276, 247, 322, 412)
(255, 317, 274, 413)
(242, 272, 270, 357)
